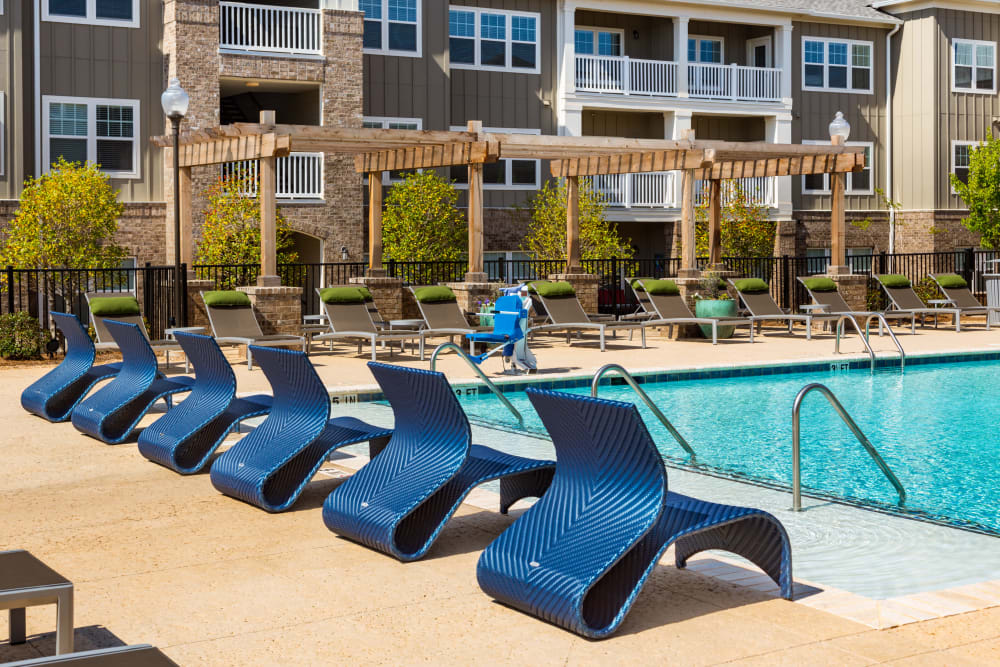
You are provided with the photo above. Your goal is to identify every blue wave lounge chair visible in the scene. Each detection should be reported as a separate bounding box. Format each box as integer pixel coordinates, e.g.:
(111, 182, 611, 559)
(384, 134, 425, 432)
(210, 346, 393, 512)
(322, 363, 556, 561)
(21, 312, 121, 422)
(137, 332, 273, 474)
(71, 320, 195, 444)
(477, 389, 793, 639)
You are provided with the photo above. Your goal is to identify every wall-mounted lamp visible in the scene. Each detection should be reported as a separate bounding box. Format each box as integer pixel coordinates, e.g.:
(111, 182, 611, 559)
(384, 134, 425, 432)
(341, 245, 349, 261)
(632, 29, 639, 40)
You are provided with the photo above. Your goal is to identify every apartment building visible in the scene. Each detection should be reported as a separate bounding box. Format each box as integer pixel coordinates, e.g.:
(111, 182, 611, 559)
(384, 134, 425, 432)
(0, 0, 996, 266)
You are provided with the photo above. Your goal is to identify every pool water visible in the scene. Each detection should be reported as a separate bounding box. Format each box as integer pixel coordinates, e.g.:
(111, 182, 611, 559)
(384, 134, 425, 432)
(454, 360, 1000, 536)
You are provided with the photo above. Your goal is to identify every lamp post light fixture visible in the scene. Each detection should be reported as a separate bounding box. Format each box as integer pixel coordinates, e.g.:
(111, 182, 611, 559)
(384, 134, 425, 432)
(828, 111, 851, 144)
(161, 78, 189, 327)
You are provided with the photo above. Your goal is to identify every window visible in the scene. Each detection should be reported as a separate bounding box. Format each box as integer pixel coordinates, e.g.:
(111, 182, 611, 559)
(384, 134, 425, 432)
(363, 116, 422, 183)
(361, 0, 420, 56)
(688, 36, 723, 63)
(449, 7, 539, 73)
(575, 27, 623, 56)
(801, 140, 873, 195)
(43, 96, 139, 177)
(449, 126, 540, 190)
(952, 141, 978, 191)
(44, 0, 138, 27)
(485, 250, 533, 281)
(953, 39, 996, 93)
(806, 247, 872, 274)
(802, 37, 872, 93)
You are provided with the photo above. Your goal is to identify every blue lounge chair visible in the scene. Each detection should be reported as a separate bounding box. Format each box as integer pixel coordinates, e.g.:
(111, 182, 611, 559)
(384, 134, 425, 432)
(322, 363, 555, 561)
(209, 346, 392, 512)
(71, 320, 195, 444)
(137, 332, 273, 474)
(477, 389, 793, 639)
(21, 312, 121, 422)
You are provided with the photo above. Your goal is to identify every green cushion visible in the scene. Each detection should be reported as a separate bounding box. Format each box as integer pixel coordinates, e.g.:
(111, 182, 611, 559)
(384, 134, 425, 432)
(643, 279, 680, 296)
(802, 277, 838, 293)
(526, 280, 549, 294)
(413, 286, 456, 303)
(203, 290, 252, 308)
(89, 296, 140, 317)
(936, 274, 968, 289)
(630, 278, 645, 291)
(733, 278, 769, 294)
(356, 286, 373, 301)
(320, 287, 365, 304)
(878, 274, 911, 289)
(532, 281, 576, 298)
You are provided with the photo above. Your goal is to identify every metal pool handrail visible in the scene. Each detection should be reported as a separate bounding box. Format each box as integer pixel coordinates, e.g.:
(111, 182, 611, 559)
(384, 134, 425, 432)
(429, 342, 524, 428)
(834, 315, 876, 373)
(864, 313, 906, 371)
(590, 363, 695, 457)
(791, 382, 906, 511)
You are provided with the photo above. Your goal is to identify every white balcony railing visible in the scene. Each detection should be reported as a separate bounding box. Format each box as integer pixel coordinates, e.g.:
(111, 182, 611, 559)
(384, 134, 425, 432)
(219, 2, 322, 55)
(696, 177, 776, 208)
(574, 55, 781, 102)
(221, 152, 325, 200)
(591, 172, 676, 209)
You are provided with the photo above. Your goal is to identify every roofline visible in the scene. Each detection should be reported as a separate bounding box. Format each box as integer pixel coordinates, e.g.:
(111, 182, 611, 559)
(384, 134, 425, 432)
(872, 0, 1000, 11)
(653, 0, 902, 26)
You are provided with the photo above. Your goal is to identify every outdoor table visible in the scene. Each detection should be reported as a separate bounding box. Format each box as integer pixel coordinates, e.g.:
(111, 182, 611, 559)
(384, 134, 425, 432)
(389, 319, 425, 330)
(163, 326, 206, 339)
(927, 299, 957, 329)
(0, 550, 74, 655)
(799, 304, 828, 312)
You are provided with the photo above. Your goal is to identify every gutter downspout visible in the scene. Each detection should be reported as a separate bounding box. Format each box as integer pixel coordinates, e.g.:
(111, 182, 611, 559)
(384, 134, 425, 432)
(886, 23, 900, 254)
(34, 0, 41, 178)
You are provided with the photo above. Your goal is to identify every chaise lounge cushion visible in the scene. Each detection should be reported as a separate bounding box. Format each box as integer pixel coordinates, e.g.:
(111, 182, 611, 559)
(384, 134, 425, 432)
(413, 286, 457, 303)
(643, 279, 680, 296)
(319, 287, 366, 304)
(733, 278, 769, 294)
(203, 290, 252, 308)
(89, 296, 141, 317)
(532, 281, 576, 298)
(878, 274, 911, 288)
(357, 286, 373, 301)
(801, 277, 838, 292)
(936, 274, 968, 289)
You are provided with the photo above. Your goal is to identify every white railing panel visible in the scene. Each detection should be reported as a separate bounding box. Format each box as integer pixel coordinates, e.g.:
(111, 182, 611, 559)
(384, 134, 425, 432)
(688, 63, 781, 102)
(591, 172, 675, 209)
(695, 177, 775, 208)
(221, 152, 325, 200)
(220, 2, 322, 56)
(628, 59, 678, 96)
(575, 54, 627, 94)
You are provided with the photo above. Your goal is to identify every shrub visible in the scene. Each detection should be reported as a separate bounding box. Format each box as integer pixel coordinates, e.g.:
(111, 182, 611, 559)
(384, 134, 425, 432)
(951, 136, 1000, 249)
(0, 312, 50, 360)
(382, 171, 467, 262)
(522, 180, 633, 261)
(693, 182, 775, 258)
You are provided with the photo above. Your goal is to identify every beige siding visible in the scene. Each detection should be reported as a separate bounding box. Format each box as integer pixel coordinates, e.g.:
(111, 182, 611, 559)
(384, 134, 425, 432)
(39, 0, 165, 202)
(792, 21, 889, 212)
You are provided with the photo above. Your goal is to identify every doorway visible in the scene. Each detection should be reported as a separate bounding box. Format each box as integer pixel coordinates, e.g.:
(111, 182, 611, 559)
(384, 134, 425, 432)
(747, 36, 771, 68)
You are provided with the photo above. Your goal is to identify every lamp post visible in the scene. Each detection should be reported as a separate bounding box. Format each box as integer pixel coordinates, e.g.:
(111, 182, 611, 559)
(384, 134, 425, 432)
(161, 78, 189, 327)
(828, 111, 851, 275)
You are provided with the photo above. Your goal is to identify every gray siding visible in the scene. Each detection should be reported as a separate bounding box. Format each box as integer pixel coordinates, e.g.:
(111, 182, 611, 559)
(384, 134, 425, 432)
(575, 10, 673, 62)
(39, 0, 164, 202)
(582, 110, 663, 138)
(692, 115, 765, 141)
(792, 21, 889, 212)
(0, 0, 35, 199)
(689, 20, 772, 67)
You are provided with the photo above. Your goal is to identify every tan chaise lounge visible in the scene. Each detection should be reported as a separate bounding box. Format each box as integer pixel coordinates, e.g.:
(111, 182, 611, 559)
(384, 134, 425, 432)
(796, 276, 916, 334)
(408, 285, 490, 359)
(636, 279, 754, 344)
(929, 273, 999, 329)
(200, 290, 307, 369)
(729, 278, 838, 340)
(313, 286, 422, 361)
(85, 291, 189, 371)
(527, 280, 652, 351)
(876, 274, 963, 331)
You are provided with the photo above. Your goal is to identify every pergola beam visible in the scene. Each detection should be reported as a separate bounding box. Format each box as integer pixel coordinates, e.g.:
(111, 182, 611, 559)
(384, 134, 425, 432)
(694, 153, 864, 179)
(353, 141, 500, 173)
(165, 134, 291, 168)
(550, 150, 714, 177)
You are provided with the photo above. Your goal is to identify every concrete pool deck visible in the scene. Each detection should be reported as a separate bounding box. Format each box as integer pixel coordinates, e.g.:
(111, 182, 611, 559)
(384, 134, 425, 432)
(3, 324, 1000, 664)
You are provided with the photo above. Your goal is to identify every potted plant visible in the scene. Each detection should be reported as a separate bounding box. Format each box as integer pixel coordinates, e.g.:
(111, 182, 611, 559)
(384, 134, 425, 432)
(693, 271, 737, 339)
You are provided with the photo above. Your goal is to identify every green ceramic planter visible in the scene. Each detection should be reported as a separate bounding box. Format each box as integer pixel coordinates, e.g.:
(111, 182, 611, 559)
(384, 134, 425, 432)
(694, 298, 737, 339)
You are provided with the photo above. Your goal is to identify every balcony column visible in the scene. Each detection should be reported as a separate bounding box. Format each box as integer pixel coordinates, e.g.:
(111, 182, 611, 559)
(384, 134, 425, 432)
(774, 24, 793, 103)
(767, 114, 793, 216)
(674, 17, 689, 97)
(367, 173, 385, 276)
(668, 114, 693, 210)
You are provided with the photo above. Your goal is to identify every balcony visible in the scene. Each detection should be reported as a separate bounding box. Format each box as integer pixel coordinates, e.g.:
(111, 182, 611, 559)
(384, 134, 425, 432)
(222, 152, 325, 200)
(592, 172, 676, 209)
(696, 177, 776, 208)
(219, 2, 322, 56)
(575, 55, 782, 103)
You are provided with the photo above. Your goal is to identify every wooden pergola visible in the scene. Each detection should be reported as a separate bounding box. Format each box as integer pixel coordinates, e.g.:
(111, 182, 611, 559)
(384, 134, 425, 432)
(152, 113, 865, 286)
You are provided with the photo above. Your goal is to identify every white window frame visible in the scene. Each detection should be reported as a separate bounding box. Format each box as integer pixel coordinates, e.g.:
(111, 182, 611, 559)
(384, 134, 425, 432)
(951, 140, 978, 194)
(449, 126, 541, 191)
(801, 36, 873, 94)
(688, 35, 724, 64)
(42, 0, 139, 28)
(951, 38, 996, 94)
(42, 95, 140, 179)
(362, 116, 422, 184)
(448, 6, 541, 74)
(746, 35, 771, 68)
(360, 0, 422, 58)
(573, 26, 625, 57)
(801, 140, 873, 195)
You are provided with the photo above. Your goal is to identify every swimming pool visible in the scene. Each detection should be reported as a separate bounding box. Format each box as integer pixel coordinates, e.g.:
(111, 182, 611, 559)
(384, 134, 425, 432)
(451, 355, 1000, 536)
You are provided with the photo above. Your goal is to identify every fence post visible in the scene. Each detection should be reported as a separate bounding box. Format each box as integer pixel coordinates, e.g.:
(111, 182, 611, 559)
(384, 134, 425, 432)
(781, 255, 790, 310)
(5, 265, 13, 314)
(964, 247, 975, 287)
(388, 258, 396, 278)
(878, 251, 887, 276)
(180, 263, 188, 327)
(143, 263, 154, 329)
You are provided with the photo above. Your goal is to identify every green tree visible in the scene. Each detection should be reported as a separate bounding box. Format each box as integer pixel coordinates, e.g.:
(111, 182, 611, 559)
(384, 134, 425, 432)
(196, 172, 298, 288)
(522, 180, 633, 261)
(693, 182, 776, 258)
(951, 136, 1000, 249)
(0, 158, 126, 269)
(381, 170, 467, 263)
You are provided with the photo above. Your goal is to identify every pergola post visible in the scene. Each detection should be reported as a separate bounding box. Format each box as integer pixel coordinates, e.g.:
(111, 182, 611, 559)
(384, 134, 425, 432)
(566, 175, 581, 273)
(257, 110, 280, 287)
(828, 134, 849, 275)
(178, 165, 193, 277)
(707, 179, 723, 269)
(678, 169, 700, 278)
(465, 120, 487, 283)
(367, 173, 385, 276)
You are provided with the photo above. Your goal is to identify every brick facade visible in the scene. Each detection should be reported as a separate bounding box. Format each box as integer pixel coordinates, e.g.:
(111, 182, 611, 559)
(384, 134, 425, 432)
(794, 210, 980, 255)
(484, 208, 531, 252)
(236, 285, 303, 336)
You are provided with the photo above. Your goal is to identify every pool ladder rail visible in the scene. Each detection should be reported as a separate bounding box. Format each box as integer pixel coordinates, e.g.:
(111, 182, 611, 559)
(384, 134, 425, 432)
(590, 363, 696, 458)
(791, 382, 906, 511)
(429, 342, 524, 428)
(834, 314, 905, 373)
